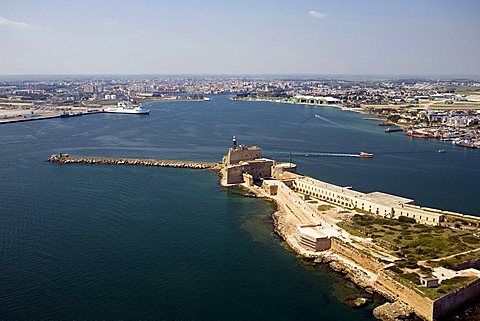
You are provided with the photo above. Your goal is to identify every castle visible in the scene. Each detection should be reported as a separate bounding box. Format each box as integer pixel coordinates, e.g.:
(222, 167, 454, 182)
(221, 136, 297, 185)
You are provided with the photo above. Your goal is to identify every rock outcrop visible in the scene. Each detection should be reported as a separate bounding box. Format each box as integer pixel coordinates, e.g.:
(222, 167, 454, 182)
(373, 302, 417, 321)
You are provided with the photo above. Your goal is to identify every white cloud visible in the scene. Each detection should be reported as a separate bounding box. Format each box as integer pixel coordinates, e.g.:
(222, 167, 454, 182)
(0, 15, 34, 29)
(308, 10, 329, 19)
(104, 21, 119, 26)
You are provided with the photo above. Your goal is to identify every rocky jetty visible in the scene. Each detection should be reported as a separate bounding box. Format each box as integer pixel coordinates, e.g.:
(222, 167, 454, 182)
(47, 154, 220, 170)
(373, 302, 417, 321)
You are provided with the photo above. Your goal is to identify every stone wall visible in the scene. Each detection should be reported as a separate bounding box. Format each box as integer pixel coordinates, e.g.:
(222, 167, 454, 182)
(276, 182, 313, 223)
(433, 278, 480, 320)
(330, 238, 384, 273)
(375, 272, 434, 321)
(243, 160, 273, 180)
(225, 147, 261, 165)
(223, 166, 244, 184)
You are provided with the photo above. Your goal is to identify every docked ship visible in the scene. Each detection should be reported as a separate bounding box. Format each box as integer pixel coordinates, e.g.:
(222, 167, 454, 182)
(385, 127, 403, 133)
(406, 129, 430, 138)
(104, 101, 150, 114)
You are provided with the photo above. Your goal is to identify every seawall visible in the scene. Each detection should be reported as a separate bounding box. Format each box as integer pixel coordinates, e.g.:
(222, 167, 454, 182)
(47, 155, 221, 170)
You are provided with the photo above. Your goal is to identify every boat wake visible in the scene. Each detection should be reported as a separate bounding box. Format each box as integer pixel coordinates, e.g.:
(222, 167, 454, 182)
(314, 114, 338, 125)
(291, 152, 360, 158)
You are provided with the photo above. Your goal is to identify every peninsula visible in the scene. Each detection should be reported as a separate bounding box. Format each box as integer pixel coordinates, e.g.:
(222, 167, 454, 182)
(48, 138, 480, 321)
(218, 138, 480, 321)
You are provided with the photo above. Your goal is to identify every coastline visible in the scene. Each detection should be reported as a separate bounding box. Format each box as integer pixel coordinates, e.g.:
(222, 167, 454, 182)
(222, 173, 478, 320)
(48, 145, 480, 321)
(226, 181, 412, 319)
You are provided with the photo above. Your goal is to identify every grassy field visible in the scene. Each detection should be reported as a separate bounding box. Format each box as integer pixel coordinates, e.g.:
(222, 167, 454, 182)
(339, 213, 480, 263)
(452, 86, 480, 95)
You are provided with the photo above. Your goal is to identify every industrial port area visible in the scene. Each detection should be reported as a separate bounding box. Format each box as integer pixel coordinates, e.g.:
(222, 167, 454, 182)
(2, 75, 480, 149)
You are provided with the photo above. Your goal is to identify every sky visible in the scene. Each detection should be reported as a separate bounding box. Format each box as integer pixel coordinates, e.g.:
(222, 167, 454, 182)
(0, 0, 479, 75)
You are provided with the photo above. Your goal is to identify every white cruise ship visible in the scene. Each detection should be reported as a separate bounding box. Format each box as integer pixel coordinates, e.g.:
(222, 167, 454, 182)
(104, 101, 150, 114)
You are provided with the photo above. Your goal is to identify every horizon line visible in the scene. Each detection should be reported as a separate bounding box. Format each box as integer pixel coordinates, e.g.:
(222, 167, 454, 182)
(1, 73, 480, 79)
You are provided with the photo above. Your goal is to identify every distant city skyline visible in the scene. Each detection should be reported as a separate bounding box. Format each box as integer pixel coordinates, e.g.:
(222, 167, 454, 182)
(0, 0, 479, 75)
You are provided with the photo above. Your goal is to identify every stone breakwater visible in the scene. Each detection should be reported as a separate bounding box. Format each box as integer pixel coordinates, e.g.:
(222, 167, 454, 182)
(47, 154, 221, 170)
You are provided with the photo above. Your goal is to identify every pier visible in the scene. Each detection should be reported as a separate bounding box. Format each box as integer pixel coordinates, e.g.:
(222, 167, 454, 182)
(47, 154, 220, 170)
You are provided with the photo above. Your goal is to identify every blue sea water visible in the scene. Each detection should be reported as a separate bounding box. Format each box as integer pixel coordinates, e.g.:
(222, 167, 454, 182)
(0, 95, 478, 320)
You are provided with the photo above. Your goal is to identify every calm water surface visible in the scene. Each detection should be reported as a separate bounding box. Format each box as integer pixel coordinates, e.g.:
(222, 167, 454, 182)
(1, 95, 479, 320)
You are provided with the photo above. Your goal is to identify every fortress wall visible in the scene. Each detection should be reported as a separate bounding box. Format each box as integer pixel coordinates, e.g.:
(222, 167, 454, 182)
(224, 166, 244, 184)
(376, 273, 434, 321)
(330, 238, 384, 273)
(433, 278, 480, 320)
(276, 182, 314, 223)
(243, 161, 273, 180)
(226, 148, 261, 165)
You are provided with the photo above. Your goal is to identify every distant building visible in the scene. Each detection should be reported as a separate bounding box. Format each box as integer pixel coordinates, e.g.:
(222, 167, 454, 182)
(289, 95, 340, 105)
(83, 84, 95, 94)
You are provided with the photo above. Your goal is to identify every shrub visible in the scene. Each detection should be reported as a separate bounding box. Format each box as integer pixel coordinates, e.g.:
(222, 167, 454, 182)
(318, 204, 334, 212)
(402, 272, 420, 284)
(353, 214, 363, 220)
(437, 288, 447, 294)
(462, 236, 480, 245)
(398, 216, 417, 224)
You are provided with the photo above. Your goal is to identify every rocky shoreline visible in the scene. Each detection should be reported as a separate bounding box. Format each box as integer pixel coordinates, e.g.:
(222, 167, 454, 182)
(231, 179, 422, 321)
(271, 207, 423, 321)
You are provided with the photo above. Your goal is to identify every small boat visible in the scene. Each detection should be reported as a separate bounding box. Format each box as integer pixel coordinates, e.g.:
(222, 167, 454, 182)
(359, 152, 374, 158)
(385, 127, 403, 133)
(438, 149, 446, 153)
(60, 111, 82, 118)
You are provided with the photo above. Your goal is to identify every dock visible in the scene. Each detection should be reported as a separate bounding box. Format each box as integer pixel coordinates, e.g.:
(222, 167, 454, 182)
(0, 111, 103, 125)
(47, 154, 220, 170)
